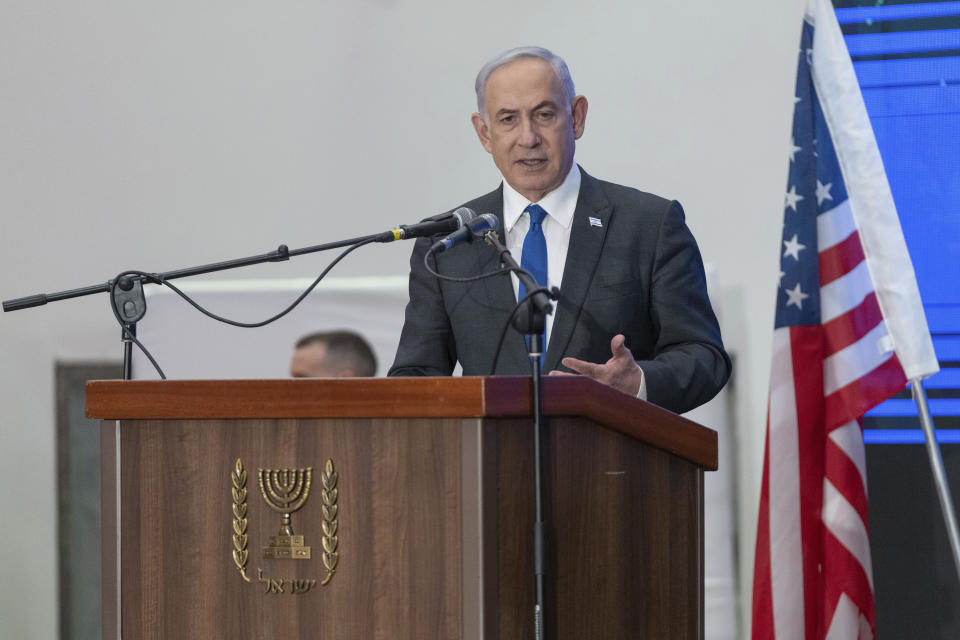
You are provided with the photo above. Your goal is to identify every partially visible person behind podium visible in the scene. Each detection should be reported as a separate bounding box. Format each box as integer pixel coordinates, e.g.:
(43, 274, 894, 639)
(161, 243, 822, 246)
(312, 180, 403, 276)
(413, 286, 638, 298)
(290, 330, 377, 378)
(388, 46, 730, 414)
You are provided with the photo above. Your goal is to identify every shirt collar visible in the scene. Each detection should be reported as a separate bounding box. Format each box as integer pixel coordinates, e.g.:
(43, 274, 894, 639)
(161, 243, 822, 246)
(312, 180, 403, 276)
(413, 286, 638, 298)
(503, 164, 582, 232)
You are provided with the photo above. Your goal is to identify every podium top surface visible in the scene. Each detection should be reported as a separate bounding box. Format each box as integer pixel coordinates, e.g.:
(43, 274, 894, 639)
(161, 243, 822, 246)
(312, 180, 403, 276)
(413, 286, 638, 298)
(86, 376, 717, 470)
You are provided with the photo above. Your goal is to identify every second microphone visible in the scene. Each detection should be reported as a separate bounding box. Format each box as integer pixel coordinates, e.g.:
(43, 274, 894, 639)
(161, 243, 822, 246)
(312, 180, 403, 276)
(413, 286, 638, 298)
(430, 213, 500, 255)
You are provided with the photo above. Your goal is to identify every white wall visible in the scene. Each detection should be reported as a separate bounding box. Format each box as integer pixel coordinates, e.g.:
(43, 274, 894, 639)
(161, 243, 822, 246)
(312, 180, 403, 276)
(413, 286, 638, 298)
(0, 1, 807, 637)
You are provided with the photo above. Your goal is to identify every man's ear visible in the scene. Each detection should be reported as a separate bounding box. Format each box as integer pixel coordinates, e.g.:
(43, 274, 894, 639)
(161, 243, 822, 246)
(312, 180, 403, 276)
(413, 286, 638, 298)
(571, 95, 588, 140)
(471, 112, 494, 154)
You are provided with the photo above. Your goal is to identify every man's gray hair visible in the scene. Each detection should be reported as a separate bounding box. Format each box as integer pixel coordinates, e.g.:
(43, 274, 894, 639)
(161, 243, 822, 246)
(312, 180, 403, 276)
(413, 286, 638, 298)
(474, 46, 576, 121)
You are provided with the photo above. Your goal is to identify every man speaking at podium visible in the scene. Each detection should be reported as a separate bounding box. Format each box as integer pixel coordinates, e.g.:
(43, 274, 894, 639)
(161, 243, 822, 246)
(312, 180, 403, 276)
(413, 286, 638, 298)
(389, 46, 730, 414)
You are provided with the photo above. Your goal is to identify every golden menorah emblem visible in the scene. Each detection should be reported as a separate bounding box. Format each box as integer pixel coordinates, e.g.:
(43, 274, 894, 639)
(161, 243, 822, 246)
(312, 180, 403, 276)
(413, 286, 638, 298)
(258, 467, 313, 560)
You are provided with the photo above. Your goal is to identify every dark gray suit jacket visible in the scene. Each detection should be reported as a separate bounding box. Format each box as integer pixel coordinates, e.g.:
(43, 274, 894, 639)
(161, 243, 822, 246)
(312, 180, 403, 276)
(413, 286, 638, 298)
(388, 168, 731, 414)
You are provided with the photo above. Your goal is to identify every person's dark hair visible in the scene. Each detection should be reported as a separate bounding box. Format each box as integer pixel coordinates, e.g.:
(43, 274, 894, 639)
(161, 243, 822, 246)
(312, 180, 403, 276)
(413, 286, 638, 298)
(294, 330, 377, 377)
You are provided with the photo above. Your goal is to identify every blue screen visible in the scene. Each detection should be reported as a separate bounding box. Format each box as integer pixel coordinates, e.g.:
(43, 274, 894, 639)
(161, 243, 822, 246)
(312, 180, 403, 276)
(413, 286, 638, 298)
(834, 1, 960, 438)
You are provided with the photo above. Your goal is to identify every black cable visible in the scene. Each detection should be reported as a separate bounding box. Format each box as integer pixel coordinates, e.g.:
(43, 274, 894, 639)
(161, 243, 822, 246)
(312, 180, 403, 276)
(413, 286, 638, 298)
(420, 240, 557, 376)
(422, 245, 534, 284)
(108, 237, 377, 379)
(156, 237, 377, 328)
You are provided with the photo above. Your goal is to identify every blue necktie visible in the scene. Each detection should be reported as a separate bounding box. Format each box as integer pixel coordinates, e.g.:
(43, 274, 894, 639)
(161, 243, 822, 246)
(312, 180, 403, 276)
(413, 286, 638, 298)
(519, 204, 548, 303)
(519, 204, 548, 361)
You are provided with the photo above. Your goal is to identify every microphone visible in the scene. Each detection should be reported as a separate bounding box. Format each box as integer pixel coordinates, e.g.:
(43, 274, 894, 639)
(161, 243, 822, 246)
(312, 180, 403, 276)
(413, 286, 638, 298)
(430, 213, 500, 254)
(381, 207, 476, 242)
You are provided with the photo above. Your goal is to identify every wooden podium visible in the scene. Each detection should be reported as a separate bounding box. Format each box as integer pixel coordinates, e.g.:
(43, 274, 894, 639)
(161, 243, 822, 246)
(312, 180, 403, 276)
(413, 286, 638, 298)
(86, 376, 717, 640)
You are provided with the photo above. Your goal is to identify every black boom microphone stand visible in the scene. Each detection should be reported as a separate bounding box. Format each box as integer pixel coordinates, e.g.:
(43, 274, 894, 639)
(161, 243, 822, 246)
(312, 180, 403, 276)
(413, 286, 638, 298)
(2, 228, 405, 379)
(481, 229, 557, 640)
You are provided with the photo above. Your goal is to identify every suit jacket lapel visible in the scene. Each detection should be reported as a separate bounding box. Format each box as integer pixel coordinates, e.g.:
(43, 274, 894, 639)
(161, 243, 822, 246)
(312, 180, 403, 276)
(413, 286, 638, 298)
(544, 168, 612, 371)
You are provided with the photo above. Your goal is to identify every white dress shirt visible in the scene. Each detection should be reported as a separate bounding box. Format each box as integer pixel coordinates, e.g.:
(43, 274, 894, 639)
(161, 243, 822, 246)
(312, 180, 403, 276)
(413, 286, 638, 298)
(500, 164, 647, 400)
(502, 164, 581, 349)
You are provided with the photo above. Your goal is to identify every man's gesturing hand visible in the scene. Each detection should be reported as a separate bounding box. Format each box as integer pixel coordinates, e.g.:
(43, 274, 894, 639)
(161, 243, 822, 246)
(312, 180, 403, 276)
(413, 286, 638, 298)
(548, 334, 644, 397)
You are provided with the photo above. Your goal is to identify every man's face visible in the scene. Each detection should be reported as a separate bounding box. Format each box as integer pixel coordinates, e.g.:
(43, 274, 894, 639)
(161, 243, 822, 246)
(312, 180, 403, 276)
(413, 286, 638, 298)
(472, 57, 587, 203)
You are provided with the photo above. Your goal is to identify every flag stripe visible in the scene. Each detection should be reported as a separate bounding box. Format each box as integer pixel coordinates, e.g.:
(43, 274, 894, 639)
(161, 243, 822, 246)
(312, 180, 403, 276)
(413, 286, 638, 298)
(824, 353, 908, 430)
(790, 326, 828, 640)
(827, 421, 868, 493)
(769, 327, 807, 639)
(824, 322, 893, 395)
(822, 478, 873, 591)
(816, 199, 857, 251)
(820, 260, 875, 324)
(821, 529, 876, 625)
(824, 593, 873, 640)
(818, 230, 865, 286)
(822, 291, 884, 355)
(824, 439, 870, 534)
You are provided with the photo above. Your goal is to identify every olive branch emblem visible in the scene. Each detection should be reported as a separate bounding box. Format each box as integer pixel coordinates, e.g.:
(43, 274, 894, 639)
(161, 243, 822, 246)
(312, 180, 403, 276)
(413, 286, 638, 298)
(231, 458, 251, 582)
(320, 459, 339, 585)
(230, 457, 339, 589)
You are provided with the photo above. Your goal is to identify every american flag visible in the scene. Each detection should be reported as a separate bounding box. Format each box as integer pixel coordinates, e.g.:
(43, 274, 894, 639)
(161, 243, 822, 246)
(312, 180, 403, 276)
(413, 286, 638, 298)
(751, 1, 939, 639)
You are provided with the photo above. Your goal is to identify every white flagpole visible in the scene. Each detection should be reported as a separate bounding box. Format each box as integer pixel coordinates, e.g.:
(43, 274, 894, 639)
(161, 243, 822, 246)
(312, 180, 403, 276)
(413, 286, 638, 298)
(911, 378, 960, 581)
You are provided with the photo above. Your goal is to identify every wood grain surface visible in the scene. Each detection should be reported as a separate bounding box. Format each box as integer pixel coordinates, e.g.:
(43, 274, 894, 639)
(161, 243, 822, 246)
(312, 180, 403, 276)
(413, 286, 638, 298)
(87, 377, 717, 469)
(95, 377, 712, 639)
(488, 416, 703, 639)
(104, 416, 467, 639)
